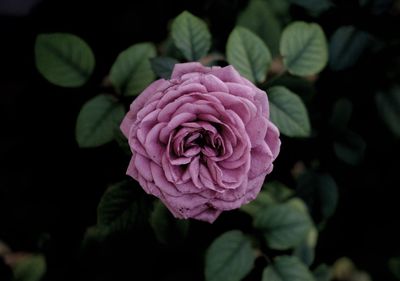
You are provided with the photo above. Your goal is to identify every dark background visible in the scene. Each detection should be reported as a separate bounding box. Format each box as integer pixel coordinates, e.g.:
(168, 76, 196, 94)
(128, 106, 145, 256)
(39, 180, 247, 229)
(1, 0, 399, 280)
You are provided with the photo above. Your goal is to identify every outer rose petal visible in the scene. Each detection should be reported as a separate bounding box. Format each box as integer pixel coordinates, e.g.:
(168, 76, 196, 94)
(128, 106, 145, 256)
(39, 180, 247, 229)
(121, 62, 281, 223)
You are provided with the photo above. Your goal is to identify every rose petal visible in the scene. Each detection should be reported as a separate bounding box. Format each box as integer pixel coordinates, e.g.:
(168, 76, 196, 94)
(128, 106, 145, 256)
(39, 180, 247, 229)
(171, 62, 209, 79)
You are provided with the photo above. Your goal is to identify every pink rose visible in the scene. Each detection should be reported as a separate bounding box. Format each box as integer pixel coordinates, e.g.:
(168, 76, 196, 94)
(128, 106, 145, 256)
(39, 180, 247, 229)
(121, 62, 280, 223)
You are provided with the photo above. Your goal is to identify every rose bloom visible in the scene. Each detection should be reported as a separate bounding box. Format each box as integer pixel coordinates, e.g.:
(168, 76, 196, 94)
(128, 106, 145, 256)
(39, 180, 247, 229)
(121, 62, 280, 223)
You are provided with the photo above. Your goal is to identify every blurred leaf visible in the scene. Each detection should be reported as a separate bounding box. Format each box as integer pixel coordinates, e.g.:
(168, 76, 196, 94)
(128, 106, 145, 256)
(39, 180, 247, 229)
(110, 42, 156, 96)
(375, 86, 400, 137)
(171, 11, 211, 61)
(266, 0, 291, 17)
(280, 21, 328, 76)
(237, 0, 282, 56)
(329, 26, 372, 71)
(75, 94, 125, 148)
(289, 0, 333, 15)
(13, 255, 46, 281)
(268, 86, 311, 137)
(265, 181, 294, 202)
(360, 0, 393, 15)
(330, 98, 353, 131)
(150, 57, 179, 79)
(314, 264, 332, 281)
(241, 190, 275, 217)
(293, 225, 318, 266)
(150, 200, 189, 245)
(97, 181, 151, 235)
(227, 27, 272, 83)
(35, 33, 95, 87)
(334, 130, 366, 165)
(205, 230, 256, 281)
(262, 256, 315, 281)
(296, 172, 339, 222)
(254, 201, 312, 250)
(389, 257, 400, 279)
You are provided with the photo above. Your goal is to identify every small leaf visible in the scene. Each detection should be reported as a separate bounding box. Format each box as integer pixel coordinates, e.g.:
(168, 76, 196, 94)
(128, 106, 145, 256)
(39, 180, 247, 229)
(13, 254, 46, 281)
(330, 98, 353, 131)
(150, 200, 189, 245)
(97, 181, 151, 235)
(110, 42, 156, 96)
(241, 191, 275, 217)
(237, 0, 282, 56)
(75, 94, 125, 148)
(265, 181, 294, 202)
(289, 0, 333, 15)
(334, 130, 366, 165)
(329, 26, 372, 71)
(389, 257, 400, 279)
(171, 11, 211, 61)
(254, 201, 312, 250)
(314, 264, 332, 281)
(262, 256, 316, 281)
(293, 225, 318, 266)
(227, 27, 272, 83)
(35, 33, 95, 87)
(296, 172, 339, 222)
(205, 230, 256, 281)
(280, 21, 328, 76)
(375, 86, 400, 137)
(150, 57, 179, 79)
(268, 86, 311, 137)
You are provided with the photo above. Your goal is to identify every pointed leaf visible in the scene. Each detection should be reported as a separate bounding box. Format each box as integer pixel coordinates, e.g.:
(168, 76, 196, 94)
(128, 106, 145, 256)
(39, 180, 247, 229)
(150, 56, 179, 79)
(254, 201, 312, 250)
(237, 0, 282, 56)
(150, 200, 189, 245)
(280, 21, 328, 76)
(268, 86, 311, 137)
(205, 230, 256, 281)
(171, 11, 211, 61)
(110, 42, 156, 96)
(375, 86, 400, 137)
(262, 256, 315, 281)
(97, 181, 151, 235)
(227, 27, 272, 83)
(329, 26, 372, 71)
(75, 94, 125, 148)
(35, 33, 95, 87)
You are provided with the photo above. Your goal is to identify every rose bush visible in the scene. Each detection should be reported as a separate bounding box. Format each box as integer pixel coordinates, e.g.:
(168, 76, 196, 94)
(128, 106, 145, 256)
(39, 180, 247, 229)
(121, 62, 280, 223)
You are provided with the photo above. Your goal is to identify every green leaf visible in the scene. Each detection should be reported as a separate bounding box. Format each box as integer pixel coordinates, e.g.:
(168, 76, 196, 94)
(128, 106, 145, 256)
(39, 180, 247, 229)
(150, 56, 179, 79)
(150, 200, 189, 245)
(205, 230, 256, 281)
(265, 181, 294, 202)
(334, 130, 366, 165)
(35, 33, 95, 87)
(313, 264, 332, 281)
(296, 172, 339, 222)
(110, 42, 156, 96)
(268, 86, 311, 137)
(97, 181, 151, 235)
(254, 201, 312, 250)
(227, 27, 272, 83)
(330, 98, 353, 131)
(329, 26, 372, 71)
(262, 256, 316, 281)
(280, 21, 328, 76)
(375, 86, 400, 137)
(389, 257, 400, 279)
(293, 225, 318, 266)
(75, 94, 125, 148)
(13, 255, 46, 281)
(237, 0, 282, 56)
(171, 11, 211, 61)
(289, 0, 333, 15)
(241, 190, 275, 216)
